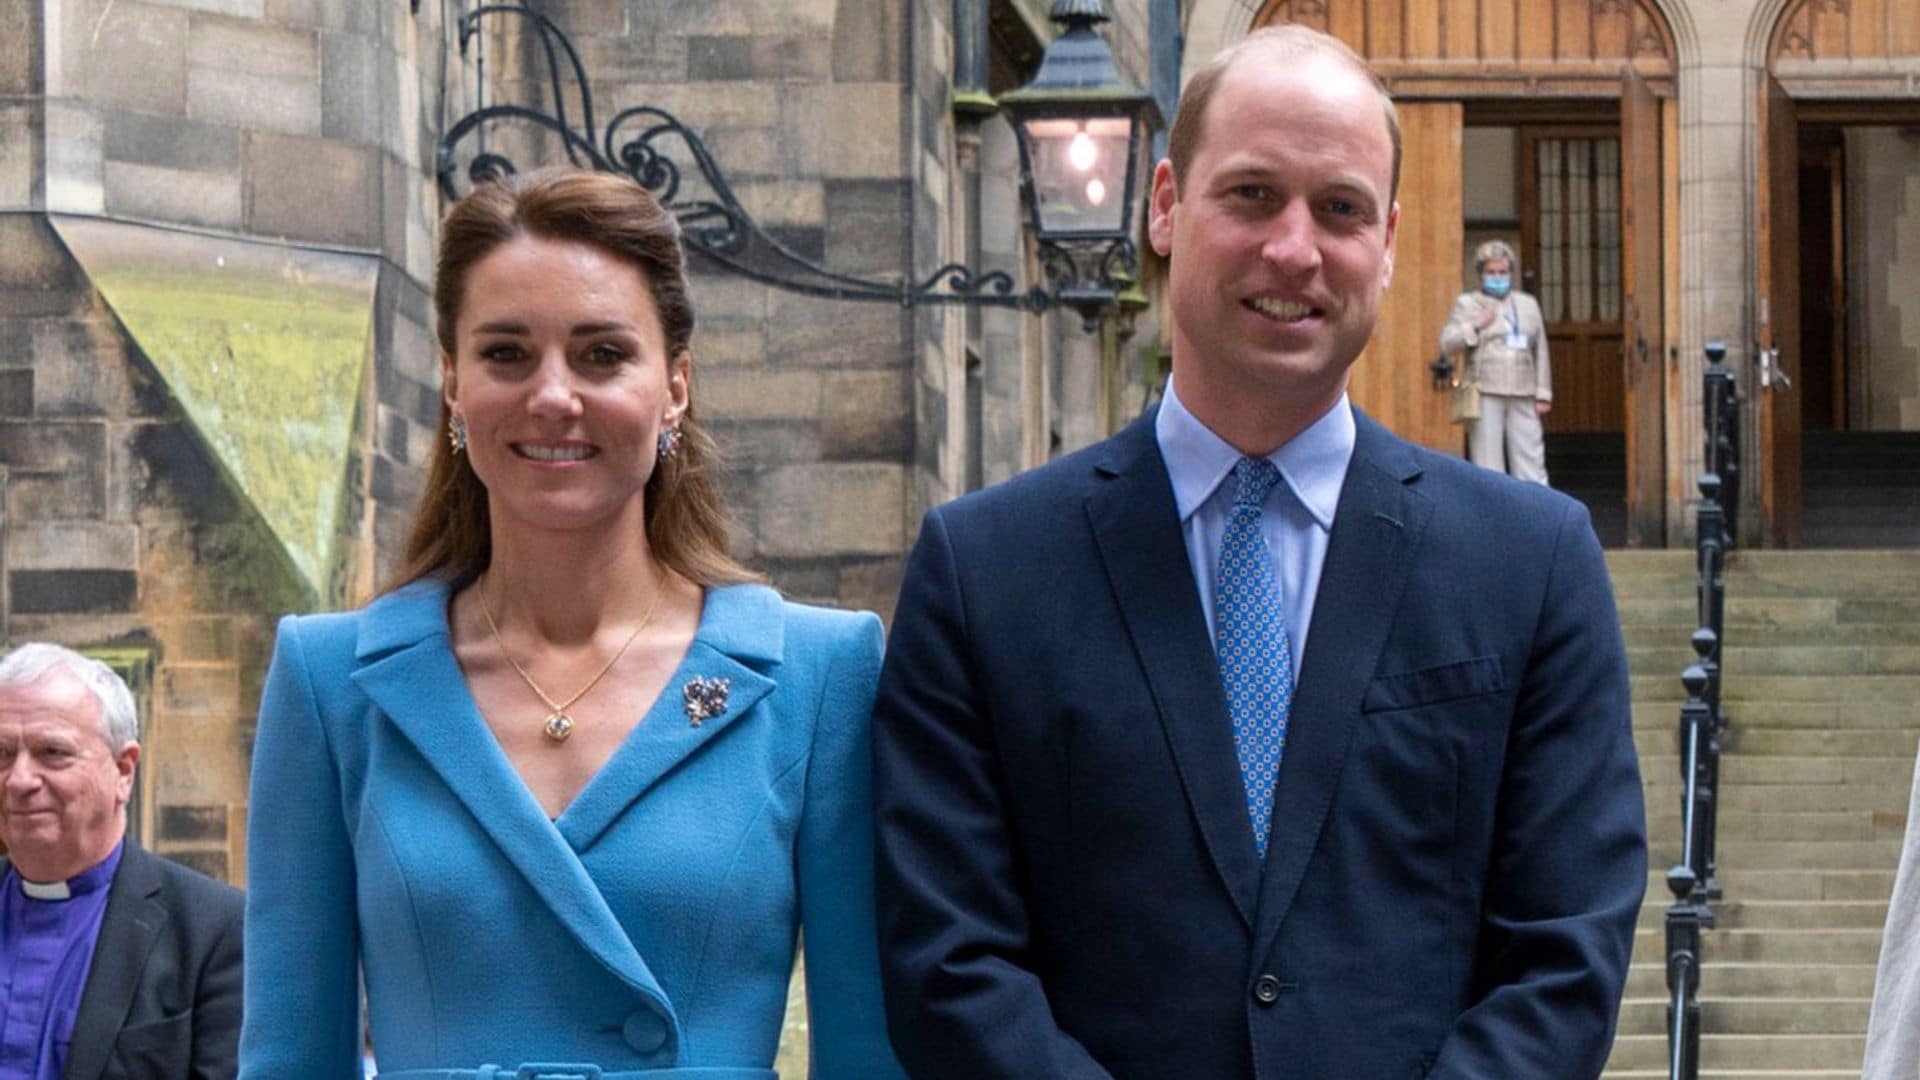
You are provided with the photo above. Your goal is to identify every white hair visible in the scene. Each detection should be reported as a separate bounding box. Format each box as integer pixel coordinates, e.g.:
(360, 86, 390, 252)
(1474, 239, 1519, 274)
(0, 643, 140, 749)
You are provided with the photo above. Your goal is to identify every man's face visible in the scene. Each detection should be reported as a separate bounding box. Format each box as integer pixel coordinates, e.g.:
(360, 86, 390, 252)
(1148, 49, 1399, 442)
(0, 670, 136, 881)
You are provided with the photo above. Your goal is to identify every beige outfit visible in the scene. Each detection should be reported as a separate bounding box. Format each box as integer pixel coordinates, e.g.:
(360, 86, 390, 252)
(1864, 741, 1920, 1078)
(1440, 289, 1552, 485)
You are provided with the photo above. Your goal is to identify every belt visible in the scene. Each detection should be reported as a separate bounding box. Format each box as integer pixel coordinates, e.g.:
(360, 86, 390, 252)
(378, 1060, 775, 1068)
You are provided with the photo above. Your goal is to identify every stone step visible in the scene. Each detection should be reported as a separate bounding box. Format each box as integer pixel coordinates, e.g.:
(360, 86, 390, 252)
(1633, 700, 1920, 731)
(1632, 673, 1920, 704)
(1606, 1032, 1865, 1072)
(1624, 962, 1878, 999)
(1633, 726, 1920, 761)
(1641, 868, 1894, 902)
(1639, 781, 1911, 814)
(1633, 899, 1888, 931)
(1633, 926, 1885, 964)
(1615, 594, 1920, 630)
(1643, 810, 1900, 843)
(1640, 755, 1916, 787)
(1617, 996, 1869, 1035)
(1627, 644, 1920, 676)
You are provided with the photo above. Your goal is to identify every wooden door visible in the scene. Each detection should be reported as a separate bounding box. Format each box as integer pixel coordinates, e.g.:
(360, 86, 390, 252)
(1519, 127, 1626, 435)
(1621, 68, 1666, 547)
(1757, 73, 1803, 545)
(1349, 101, 1462, 453)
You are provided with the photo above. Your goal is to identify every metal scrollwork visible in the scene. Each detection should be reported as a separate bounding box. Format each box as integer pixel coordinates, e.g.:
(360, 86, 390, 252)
(435, 4, 1103, 316)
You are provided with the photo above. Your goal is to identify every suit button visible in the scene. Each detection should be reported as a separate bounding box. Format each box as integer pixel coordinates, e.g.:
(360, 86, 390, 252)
(1252, 974, 1283, 1005)
(623, 1009, 669, 1053)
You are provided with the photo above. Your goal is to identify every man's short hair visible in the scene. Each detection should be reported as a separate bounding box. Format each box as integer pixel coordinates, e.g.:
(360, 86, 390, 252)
(0, 643, 139, 749)
(1166, 24, 1402, 205)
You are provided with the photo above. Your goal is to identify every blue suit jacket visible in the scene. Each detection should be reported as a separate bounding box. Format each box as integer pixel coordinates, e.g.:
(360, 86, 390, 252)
(241, 579, 906, 1079)
(873, 407, 1647, 1079)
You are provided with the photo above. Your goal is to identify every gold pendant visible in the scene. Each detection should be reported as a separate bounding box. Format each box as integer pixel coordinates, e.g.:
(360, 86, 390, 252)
(543, 712, 575, 742)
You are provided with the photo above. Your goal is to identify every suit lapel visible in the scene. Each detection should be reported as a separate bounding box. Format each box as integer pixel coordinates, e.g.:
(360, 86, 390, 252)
(1085, 415, 1259, 928)
(557, 585, 780, 852)
(63, 844, 166, 1080)
(1251, 413, 1433, 963)
(349, 581, 676, 1023)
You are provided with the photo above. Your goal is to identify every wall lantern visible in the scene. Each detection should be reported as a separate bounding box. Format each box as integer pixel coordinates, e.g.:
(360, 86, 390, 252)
(434, 1, 1159, 329)
(1000, 0, 1162, 324)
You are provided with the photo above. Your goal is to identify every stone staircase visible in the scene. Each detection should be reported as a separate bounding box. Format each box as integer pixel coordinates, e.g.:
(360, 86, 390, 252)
(1602, 549, 1920, 1079)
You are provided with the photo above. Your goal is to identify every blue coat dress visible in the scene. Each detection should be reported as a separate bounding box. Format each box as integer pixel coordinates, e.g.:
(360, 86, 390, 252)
(239, 578, 906, 1080)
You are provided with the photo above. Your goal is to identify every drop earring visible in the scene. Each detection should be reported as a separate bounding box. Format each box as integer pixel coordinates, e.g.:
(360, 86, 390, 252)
(448, 412, 468, 454)
(656, 425, 682, 460)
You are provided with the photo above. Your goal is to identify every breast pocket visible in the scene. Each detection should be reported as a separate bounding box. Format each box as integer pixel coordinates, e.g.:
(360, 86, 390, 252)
(1361, 656, 1506, 714)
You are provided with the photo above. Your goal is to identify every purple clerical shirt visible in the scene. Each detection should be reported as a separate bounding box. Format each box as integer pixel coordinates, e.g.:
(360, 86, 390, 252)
(0, 842, 123, 1080)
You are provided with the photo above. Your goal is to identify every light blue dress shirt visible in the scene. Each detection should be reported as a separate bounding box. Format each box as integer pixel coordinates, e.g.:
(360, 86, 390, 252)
(1154, 382, 1356, 678)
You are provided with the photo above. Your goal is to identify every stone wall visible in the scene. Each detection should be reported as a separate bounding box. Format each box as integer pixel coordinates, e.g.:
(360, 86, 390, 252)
(0, 0, 453, 883)
(1846, 126, 1920, 431)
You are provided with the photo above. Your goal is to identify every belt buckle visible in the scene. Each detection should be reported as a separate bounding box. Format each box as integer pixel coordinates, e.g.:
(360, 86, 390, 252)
(514, 1066, 603, 1080)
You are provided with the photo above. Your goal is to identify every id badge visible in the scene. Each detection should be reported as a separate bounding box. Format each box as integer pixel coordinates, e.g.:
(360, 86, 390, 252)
(1505, 329, 1528, 350)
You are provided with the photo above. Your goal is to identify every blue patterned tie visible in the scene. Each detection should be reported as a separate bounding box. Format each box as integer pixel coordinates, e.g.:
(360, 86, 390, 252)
(1214, 457, 1296, 859)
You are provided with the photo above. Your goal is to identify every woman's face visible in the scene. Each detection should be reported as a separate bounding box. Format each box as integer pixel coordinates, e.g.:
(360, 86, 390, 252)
(442, 233, 689, 539)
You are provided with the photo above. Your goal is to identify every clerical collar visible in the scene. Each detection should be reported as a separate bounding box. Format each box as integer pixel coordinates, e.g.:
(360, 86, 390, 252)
(11, 841, 123, 902)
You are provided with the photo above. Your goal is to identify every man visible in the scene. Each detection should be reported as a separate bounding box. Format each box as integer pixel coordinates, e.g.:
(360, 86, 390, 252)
(0, 644, 242, 1080)
(872, 25, 1645, 1079)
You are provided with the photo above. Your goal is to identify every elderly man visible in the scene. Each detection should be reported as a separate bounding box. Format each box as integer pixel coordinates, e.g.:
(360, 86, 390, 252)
(872, 24, 1644, 1079)
(0, 644, 242, 1080)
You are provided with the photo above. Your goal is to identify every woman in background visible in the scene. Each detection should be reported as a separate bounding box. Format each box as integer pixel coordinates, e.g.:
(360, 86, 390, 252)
(240, 167, 903, 1080)
(1440, 239, 1553, 485)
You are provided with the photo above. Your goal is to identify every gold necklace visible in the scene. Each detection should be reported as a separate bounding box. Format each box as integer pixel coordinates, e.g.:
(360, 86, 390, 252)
(477, 568, 670, 743)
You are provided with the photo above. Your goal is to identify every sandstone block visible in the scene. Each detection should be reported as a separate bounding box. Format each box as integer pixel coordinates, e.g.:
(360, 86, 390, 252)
(697, 368, 822, 422)
(70, 2, 188, 111)
(822, 369, 909, 460)
(832, 0, 902, 82)
(8, 569, 138, 614)
(0, 420, 107, 518)
(783, 83, 901, 179)
(44, 101, 104, 215)
(188, 65, 321, 136)
(8, 521, 140, 570)
(321, 30, 382, 144)
(188, 12, 318, 80)
(688, 35, 833, 82)
(0, 105, 33, 211)
(244, 132, 378, 245)
(104, 108, 242, 173)
(104, 160, 245, 230)
(754, 462, 904, 557)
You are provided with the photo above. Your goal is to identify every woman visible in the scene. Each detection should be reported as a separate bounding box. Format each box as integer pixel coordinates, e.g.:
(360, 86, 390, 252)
(241, 168, 904, 1080)
(1439, 239, 1553, 485)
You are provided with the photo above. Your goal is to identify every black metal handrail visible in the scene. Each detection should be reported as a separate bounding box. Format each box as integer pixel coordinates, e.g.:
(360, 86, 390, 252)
(1665, 341, 1738, 1080)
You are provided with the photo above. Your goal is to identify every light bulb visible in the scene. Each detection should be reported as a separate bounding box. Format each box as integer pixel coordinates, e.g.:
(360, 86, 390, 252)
(1085, 178, 1108, 206)
(1068, 130, 1098, 172)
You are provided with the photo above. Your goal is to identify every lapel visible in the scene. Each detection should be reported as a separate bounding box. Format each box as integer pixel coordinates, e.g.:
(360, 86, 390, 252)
(63, 843, 166, 1080)
(348, 579, 779, 1024)
(1250, 411, 1434, 964)
(1085, 413, 1259, 928)
(556, 585, 780, 851)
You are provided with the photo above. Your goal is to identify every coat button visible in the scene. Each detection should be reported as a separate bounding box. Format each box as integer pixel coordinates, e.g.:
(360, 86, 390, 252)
(623, 1009, 669, 1053)
(1251, 974, 1283, 1006)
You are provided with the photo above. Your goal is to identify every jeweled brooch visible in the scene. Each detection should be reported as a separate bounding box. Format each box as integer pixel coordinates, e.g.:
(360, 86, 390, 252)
(683, 676, 731, 727)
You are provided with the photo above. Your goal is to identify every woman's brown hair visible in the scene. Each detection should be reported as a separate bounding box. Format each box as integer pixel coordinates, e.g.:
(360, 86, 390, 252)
(388, 166, 759, 594)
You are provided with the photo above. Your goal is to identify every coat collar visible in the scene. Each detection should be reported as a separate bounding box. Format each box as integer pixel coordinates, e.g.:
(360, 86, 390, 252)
(348, 577, 786, 1038)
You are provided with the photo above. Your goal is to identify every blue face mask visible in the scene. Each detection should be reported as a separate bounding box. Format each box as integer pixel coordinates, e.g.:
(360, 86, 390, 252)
(1481, 273, 1512, 298)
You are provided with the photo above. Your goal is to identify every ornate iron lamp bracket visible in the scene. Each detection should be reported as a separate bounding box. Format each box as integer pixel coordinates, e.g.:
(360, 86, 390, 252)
(436, 5, 1067, 314)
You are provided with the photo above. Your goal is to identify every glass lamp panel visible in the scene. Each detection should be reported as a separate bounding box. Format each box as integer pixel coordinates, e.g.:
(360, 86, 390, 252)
(1020, 115, 1136, 237)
